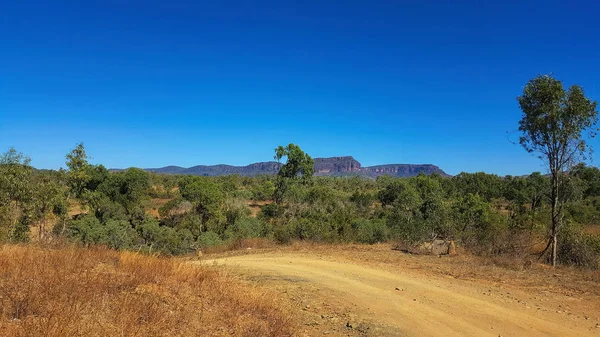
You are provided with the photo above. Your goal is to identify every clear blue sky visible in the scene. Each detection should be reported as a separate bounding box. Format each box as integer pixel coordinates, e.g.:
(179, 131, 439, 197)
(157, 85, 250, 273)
(2, 1, 599, 175)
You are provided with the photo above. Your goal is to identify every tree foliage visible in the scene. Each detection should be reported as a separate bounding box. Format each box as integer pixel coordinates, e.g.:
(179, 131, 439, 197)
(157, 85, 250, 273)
(273, 143, 314, 203)
(518, 74, 598, 266)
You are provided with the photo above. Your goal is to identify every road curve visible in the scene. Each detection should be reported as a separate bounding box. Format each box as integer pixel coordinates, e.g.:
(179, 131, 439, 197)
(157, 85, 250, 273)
(203, 253, 597, 337)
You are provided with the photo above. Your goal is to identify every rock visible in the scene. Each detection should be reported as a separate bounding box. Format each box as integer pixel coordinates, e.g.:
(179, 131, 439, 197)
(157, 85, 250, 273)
(140, 158, 451, 178)
(363, 164, 449, 177)
(419, 240, 452, 255)
(314, 156, 361, 175)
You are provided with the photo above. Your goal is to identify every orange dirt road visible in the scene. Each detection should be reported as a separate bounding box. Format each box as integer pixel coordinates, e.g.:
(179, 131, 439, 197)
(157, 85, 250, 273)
(204, 253, 599, 337)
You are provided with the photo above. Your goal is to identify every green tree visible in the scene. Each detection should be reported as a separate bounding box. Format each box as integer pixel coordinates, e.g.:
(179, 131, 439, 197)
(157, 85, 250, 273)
(0, 148, 33, 241)
(99, 168, 151, 221)
(65, 143, 92, 199)
(178, 176, 225, 236)
(572, 163, 600, 197)
(517, 74, 598, 266)
(449, 172, 504, 201)
(30, 171, 67, 241)
(273, 143, 314, 203)
(385, 180, 423, 243)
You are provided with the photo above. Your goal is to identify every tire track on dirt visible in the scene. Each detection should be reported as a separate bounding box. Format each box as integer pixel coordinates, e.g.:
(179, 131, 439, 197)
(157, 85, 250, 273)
(202, 254, 598, 337)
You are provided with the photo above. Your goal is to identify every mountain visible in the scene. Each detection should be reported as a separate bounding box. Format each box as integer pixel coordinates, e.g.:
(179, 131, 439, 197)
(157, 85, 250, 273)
(146, 162, 282, 176)
(362, 164, 448, 178)
(133, 156, 450, 178)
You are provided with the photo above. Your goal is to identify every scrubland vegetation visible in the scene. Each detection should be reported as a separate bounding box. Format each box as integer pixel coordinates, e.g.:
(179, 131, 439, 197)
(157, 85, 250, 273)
(0, 74, 599, 334)
(1, 141, 600, 268)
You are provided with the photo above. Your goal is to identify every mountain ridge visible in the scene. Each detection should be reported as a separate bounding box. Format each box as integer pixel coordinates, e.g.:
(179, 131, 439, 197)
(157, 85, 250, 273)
(124, 156, 450, 178)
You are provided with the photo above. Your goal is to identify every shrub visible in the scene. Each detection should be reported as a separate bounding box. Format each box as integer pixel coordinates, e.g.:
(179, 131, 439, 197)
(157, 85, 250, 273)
(352, 219, 388, 244)
(65, 215, 136, 250)
(350, 191, 375, 210)
(260, 203, 284, 219)
(197, 231, 224, 249)
(251, 180, 275, 201)
(558, 224, 600, 268)
(274, 224, 294, 244)
(225, 217, 272, 240)
(11, 216, 31, 243)
(136, 218, 194, 254)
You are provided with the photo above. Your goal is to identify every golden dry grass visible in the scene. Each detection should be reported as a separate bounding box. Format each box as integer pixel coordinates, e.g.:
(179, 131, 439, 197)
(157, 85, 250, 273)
(584, 225, 600, 237)
(147, 198, 173, 218)
(246, 200, 272, 217)
(0, 244, 296, 337)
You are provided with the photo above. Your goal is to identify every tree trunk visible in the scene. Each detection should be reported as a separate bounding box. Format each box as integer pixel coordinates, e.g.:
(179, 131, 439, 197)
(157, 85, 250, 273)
(61, 193, 71, 236)
(550, 228, 557, 267)
(550, 171, 559, 267)
(9, 200, 19, 242)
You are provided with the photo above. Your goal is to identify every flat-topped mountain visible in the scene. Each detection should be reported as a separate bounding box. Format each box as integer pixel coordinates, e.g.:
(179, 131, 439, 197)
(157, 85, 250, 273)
(137, 156, 449, 178)
(313, 156, 362, 175)
(362, 164, 447, 178)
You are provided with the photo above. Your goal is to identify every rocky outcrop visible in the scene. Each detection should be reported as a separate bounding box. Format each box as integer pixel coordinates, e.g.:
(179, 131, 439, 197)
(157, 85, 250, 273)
(314, 156, 361, 175)
(134, 157, 450, 178)
(362, 164, 449, 178)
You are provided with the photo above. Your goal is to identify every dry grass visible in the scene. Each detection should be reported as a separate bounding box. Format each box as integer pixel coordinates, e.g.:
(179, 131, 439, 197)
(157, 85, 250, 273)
(246, 200, 272, 217)
(147, 198, 173, 218)
(584, 225, 600, 237)
(0, 244, 296, 337)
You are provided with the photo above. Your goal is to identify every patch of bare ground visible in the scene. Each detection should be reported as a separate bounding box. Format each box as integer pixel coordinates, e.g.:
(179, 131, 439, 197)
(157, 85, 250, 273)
(201, 242, 600, 336)
(0, 244, 297, 337)
(584, 225, 600, 237)
(148, 198, 173, 218)
(246, 200, 272, 217)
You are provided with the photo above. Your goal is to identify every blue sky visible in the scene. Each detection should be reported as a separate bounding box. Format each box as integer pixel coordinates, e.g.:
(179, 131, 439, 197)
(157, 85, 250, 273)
(1, 1, 599, 175)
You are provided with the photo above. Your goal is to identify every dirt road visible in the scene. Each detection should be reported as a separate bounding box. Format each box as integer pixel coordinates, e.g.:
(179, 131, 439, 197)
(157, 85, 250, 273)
(204, 251, 600, 337)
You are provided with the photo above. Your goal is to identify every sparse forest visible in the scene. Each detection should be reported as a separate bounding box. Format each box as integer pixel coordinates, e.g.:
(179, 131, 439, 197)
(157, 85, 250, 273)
(2, 132, 600, 268)
(6, 0, 600, 333)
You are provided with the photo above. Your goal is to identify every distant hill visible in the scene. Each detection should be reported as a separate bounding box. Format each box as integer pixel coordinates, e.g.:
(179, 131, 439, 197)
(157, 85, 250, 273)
(125, 156, 449, 178)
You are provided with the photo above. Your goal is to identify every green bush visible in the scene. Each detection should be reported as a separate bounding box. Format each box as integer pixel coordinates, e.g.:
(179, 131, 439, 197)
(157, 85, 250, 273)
(352, 219, 388, 244)
(350, 191, 375, 210)
(94, 198, 128, 223)
(292, 218, 331, 242)
(274, 224, 294, 244)
(66, 215, 136, 250)
(558, 224, 600, 268)
(225, 217, 272, 240)
(197, 231, 224, 249)
(11, 216, 31, 243)
(251, 180, 275, 201)
(259, 203, 284, 219)
(136, 218, 194, 254)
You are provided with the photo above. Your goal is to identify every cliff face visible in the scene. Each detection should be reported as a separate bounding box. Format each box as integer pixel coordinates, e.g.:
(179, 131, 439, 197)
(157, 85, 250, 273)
(362, 164, 448, 178)
(314, 156, 361, 174)
(139, 157, 450, 178)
